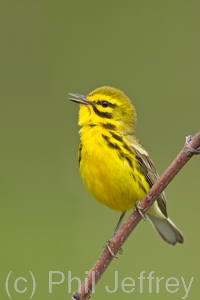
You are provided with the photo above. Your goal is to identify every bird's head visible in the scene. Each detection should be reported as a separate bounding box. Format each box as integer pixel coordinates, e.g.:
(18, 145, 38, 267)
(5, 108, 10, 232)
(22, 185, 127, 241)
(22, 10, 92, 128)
(69, 86, 137, 134)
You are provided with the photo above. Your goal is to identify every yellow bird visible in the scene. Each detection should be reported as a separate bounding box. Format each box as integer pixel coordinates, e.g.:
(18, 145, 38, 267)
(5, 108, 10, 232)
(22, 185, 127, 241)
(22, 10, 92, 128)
(69, 86, 184, 245)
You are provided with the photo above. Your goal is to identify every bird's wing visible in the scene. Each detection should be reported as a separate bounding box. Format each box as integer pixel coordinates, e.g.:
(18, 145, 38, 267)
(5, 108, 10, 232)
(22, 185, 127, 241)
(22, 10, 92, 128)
(131, 140, 168, 218)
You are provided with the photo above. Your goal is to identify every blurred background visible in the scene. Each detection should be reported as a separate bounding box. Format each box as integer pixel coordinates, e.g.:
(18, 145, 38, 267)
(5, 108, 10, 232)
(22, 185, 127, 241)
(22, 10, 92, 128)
(1, 1, 199, 299)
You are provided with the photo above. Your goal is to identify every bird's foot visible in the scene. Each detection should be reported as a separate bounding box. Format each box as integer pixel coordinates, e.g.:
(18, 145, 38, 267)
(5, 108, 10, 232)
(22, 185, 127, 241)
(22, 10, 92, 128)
(135, 201, 147, 220)
(104, 240, 118, 258)
(185, 135, 200, 154)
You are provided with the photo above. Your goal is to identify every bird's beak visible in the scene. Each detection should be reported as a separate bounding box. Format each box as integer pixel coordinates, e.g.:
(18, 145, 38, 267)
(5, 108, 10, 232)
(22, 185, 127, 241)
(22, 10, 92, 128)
(68, 93, 92, 105)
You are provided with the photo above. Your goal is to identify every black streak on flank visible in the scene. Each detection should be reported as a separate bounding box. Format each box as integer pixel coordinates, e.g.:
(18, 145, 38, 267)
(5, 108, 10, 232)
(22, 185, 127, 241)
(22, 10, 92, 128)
(111, 132, 123, 142)
(78, 143, 82, 165)
(118, 152, 134, 170)
(125, 156, 133, 169)
(132, 173, 136, 181)
(101, 123, 116, 130)
(138, 180, 147, 194)
(102, 134, 121, 150)
(93, 106, 112, 119)
(123, 142, 130, 152)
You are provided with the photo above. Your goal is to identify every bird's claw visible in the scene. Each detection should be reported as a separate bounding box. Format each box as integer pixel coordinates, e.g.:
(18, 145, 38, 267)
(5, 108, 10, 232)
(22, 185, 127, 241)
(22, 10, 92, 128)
(185, 135, 200, 154)
(135, 201, 147, 220)
(104, 241, 118, 258)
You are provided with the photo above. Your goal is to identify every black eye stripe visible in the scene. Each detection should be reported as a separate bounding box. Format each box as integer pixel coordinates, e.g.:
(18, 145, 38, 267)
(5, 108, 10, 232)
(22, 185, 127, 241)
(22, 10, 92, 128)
(96, 100, 116, 108)
(92, 106, 112, 119)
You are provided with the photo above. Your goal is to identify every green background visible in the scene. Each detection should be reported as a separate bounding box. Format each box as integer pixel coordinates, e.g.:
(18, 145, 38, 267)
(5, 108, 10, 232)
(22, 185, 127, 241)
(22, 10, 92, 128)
(1, 1, 199, 299)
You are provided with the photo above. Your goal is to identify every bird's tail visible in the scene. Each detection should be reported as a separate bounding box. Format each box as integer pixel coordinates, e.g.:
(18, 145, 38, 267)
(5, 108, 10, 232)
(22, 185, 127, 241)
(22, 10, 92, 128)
(147, 214, 184, 245)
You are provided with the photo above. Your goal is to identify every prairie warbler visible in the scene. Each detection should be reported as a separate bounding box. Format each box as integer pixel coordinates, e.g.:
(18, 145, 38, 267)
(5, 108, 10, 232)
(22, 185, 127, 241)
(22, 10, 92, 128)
(69, 86, 184, 245)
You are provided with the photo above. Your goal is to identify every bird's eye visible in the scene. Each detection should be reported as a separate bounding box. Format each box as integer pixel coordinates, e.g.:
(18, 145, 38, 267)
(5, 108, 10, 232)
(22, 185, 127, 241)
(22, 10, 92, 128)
(96, 100, 115, 108)
(101, 101, 110, 108)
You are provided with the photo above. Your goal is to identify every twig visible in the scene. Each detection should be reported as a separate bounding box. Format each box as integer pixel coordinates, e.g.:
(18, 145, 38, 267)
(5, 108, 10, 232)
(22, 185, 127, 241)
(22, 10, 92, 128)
(72, 131, 200, 300)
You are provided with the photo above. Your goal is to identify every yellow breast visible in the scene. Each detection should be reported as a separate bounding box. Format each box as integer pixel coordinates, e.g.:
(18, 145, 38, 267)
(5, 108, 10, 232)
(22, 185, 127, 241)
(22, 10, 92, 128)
(79, 126, 150, 212)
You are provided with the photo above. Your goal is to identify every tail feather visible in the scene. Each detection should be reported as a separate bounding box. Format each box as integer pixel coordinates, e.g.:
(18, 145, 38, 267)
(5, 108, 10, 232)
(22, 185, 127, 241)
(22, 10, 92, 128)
(147, 214, 184, 245)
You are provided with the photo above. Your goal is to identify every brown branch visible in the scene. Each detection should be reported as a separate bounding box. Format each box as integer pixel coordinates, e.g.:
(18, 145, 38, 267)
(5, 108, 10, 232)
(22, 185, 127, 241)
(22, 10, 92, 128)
(72, 131, 200, 300)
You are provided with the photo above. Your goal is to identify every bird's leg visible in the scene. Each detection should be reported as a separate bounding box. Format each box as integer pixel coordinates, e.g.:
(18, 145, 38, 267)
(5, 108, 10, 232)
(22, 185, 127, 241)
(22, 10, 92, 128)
(105, 211, 126, 258)
(112, 211, 126, 237)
